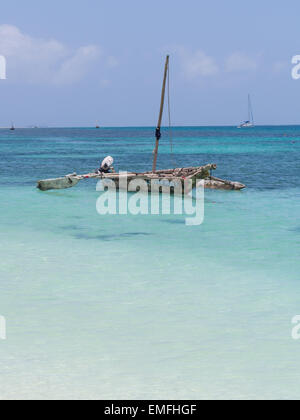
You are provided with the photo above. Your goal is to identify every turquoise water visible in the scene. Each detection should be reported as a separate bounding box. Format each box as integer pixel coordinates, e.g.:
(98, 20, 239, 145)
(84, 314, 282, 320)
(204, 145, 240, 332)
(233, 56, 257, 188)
(0, 126, 300, 400)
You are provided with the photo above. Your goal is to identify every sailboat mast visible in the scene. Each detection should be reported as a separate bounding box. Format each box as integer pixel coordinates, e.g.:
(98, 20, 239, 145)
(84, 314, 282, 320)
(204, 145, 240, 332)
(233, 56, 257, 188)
(248, 94, 254, 124)
(248, 94, 250, 122)
(152, 55, 169, 173)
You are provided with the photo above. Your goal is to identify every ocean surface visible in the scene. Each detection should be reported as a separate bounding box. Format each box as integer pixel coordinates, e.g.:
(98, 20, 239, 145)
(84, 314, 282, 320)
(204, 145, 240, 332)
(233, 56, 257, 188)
(0, 126, 299, 400)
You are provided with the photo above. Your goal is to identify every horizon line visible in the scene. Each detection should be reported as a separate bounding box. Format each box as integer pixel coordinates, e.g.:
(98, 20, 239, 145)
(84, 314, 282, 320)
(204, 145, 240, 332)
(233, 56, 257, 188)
(1, 124, 300, 129)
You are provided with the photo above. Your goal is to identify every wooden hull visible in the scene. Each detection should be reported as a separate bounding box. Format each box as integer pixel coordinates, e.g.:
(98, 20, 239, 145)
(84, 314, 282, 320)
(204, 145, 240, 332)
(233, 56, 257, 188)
(204, 176, 245, 190)
(37, 164, 246, 192)
(37, 176, 81, 191)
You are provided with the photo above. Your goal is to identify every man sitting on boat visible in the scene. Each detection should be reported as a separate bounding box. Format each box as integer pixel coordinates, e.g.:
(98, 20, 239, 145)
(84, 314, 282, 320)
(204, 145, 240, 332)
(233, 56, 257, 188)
(96, 156, 115, 174)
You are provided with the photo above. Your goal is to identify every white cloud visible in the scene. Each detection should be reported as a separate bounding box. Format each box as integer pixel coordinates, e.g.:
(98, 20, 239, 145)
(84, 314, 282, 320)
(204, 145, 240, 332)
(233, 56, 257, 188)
(177, 47, 219, 79)
(53, 45, 101, 85)
(100, 79, 111, 87)
(273, 60, 289, 74)
(0, 25, 116, 85)
(225, 52, 258, 72)
(106, 56, 119, 68)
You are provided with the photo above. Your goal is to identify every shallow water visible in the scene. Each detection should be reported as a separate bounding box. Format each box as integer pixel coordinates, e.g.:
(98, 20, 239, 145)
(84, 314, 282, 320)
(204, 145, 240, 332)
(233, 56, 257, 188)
(0, 126, 299, 399)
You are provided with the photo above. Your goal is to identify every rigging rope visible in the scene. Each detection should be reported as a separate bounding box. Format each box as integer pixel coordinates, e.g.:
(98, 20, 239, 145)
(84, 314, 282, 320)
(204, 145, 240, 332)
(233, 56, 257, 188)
(167, 64, 177, 168)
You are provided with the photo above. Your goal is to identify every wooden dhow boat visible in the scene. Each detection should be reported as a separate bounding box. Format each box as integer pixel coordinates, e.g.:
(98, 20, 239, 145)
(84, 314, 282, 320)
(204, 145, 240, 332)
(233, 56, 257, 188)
(37, 56, 245, 193)
(37, 165, 245, 192)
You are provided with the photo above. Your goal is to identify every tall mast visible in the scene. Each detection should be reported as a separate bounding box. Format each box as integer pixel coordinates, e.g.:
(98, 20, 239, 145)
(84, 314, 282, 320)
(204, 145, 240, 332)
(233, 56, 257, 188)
(152, 55, 169, 173)
(248, 94, 254, 124)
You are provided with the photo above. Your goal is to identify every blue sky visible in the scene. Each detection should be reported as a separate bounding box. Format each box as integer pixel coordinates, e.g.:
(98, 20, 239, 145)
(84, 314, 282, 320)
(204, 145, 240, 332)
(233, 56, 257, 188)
(0, 0, 299, 126)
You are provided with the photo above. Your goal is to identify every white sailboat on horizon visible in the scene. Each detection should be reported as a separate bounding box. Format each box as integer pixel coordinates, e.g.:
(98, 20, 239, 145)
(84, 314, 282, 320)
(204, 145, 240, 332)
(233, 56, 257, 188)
(238, 94, 254, 128)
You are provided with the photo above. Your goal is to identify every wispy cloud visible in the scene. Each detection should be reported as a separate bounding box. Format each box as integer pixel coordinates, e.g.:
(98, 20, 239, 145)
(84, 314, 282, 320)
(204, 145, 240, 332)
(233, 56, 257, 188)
(53, 45, 101, 85)
(106, 56, 119, 68)
(0, 24, 117, 85)
(176, 47, 219, 79)
(273, 60, 289, 74)
(225, 52, 258, 72)
(171, 46, 261, 81)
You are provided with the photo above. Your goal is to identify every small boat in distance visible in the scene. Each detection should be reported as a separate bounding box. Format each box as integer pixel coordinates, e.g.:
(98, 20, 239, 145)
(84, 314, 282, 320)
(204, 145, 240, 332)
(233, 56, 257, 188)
(238, 94, 254, 128)
(96, 123, 100, 129)
(10, 123, 15, 131)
